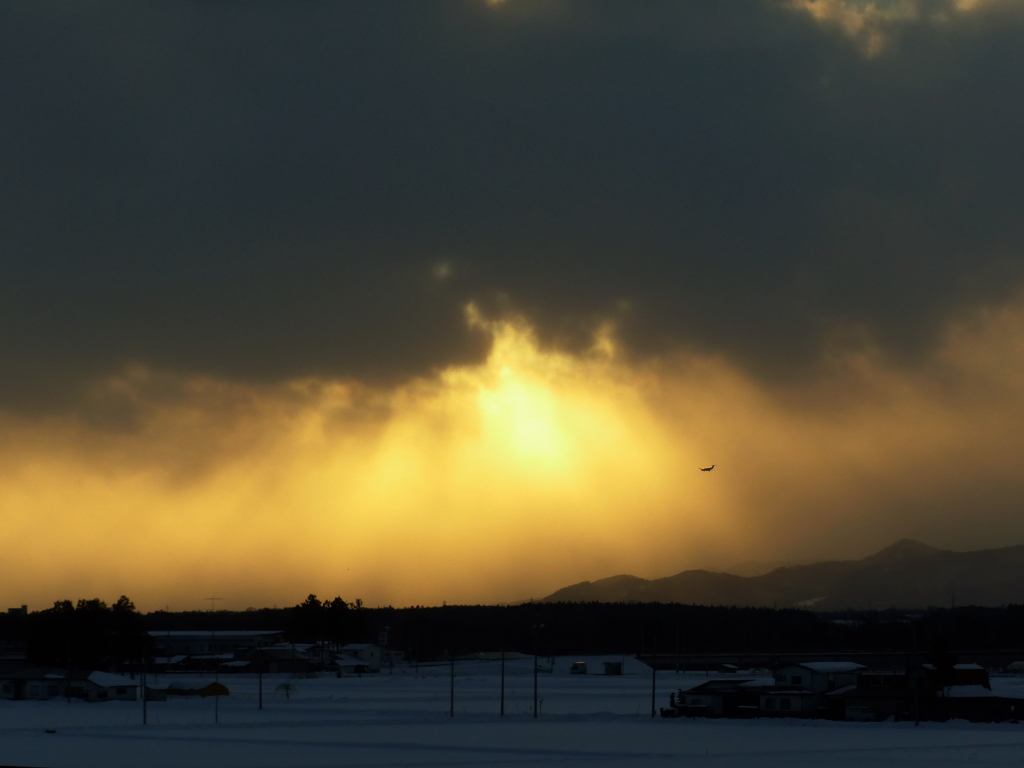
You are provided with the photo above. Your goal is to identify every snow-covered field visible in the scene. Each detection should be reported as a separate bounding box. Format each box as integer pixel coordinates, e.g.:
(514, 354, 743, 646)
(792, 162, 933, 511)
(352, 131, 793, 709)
(5, 657, 1024, 768)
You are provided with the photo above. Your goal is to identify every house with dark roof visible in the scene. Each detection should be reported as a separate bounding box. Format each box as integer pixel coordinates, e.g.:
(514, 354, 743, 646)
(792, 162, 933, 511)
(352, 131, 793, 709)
(761, 662, 864, 719)
(1, 669, 68, 701)
(245, 644, 313, 674)
(675, 676, 772, 718)
(933, 679, 1024, 722)
(827, 669, 919, 721)
(829, 664, 1024, 722)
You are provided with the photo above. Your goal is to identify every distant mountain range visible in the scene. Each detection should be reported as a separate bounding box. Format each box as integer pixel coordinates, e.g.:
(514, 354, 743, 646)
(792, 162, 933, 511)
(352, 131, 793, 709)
(538, 539, 1024, 610)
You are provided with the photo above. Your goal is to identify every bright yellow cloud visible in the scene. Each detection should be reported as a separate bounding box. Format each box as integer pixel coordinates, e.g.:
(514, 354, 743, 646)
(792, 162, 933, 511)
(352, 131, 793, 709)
(4, 299, 1024, 611)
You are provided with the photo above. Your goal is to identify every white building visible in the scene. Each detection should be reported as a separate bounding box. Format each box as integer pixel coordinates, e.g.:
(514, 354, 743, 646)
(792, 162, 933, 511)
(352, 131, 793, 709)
(340, 644, 382, 672)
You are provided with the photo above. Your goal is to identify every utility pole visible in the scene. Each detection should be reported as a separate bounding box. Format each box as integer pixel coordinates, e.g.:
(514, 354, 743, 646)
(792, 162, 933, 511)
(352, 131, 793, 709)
(205, 596, 223, 724)
(449, 651, 455, 718)
(533, 650, 538, 718)
(651, 631, 657, 718)
(141, 659, 148, 725)
(912, 627, 920, 726)
(675, 619, 680, 675)
(532, 622, 543, 719)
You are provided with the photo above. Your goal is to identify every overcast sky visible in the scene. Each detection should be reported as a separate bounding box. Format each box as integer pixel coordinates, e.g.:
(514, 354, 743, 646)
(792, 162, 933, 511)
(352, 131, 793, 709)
(4, 0, 1024, 610)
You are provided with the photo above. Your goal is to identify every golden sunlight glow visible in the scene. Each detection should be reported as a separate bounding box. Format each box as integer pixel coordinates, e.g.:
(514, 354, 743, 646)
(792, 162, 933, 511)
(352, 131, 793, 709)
(787, 0, 996, 55)
(4, 299, 1024, 611)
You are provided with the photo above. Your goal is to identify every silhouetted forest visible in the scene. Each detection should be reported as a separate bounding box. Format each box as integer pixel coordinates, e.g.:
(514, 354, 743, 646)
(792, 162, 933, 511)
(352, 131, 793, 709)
(6, 597, 1024, 669)
(2, 596, 152, 671)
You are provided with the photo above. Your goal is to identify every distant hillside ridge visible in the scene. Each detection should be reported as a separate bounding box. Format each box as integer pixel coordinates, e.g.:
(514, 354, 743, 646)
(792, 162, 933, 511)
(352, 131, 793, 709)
(538, 539, 1024, 610)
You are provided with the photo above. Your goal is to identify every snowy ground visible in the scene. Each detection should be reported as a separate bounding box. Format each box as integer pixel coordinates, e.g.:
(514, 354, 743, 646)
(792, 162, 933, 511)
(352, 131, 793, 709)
(4, 657, 1024, 767)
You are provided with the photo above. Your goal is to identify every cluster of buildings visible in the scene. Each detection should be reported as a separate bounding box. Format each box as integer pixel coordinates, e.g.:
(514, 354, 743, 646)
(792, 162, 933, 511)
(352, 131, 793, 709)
(669, 661, 1024, 722)
(147, 630, 399, 676)
(5, 622, 1024, 723)
(1, 670, 141, 703)
(1, 630, 398, 702)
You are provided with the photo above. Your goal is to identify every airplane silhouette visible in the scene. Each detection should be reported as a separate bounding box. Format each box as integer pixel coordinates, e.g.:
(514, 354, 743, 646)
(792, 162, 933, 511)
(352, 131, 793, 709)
(699, 464, 715, 472)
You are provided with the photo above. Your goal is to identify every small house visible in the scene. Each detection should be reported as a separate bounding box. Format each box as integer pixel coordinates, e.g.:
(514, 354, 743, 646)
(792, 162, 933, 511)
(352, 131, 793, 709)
(333, 654, 373, 675)
(1, 669, 67, 701)
(246, 644, 313, 674)
(2, 669, 138, 702)
(763, 662, 864, 718)
(680, 677, 771, 718)
(339, 643, 382, 672)
(773, 662, 864, 693)
(63, 671, 138, 702)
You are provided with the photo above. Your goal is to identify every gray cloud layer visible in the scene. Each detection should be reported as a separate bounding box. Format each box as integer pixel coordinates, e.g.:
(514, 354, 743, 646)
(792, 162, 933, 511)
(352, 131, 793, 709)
(4, 0, 1024, 410)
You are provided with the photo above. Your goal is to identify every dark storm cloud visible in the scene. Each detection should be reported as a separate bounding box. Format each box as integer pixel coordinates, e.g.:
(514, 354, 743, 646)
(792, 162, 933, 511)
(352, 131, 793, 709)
(3, 0, 1024, 410)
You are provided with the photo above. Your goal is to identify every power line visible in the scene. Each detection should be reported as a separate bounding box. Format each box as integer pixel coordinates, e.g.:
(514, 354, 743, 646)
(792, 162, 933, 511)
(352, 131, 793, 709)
(204, 596, 224, 611)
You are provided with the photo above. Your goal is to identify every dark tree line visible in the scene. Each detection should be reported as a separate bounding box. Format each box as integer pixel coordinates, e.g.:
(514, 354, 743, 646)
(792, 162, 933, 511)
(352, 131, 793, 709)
(287, 594, 366, 644)
(355, 602, 829, 661)
(22, 596, 151, 671)
(8, 597, 1024, 671)
(344, 603, 1024, 661)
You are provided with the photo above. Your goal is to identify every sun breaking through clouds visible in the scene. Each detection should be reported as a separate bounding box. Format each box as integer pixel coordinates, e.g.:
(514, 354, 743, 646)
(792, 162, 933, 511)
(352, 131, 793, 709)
(4, 301, 1024, 610)
(4, 0, 1024, 610)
